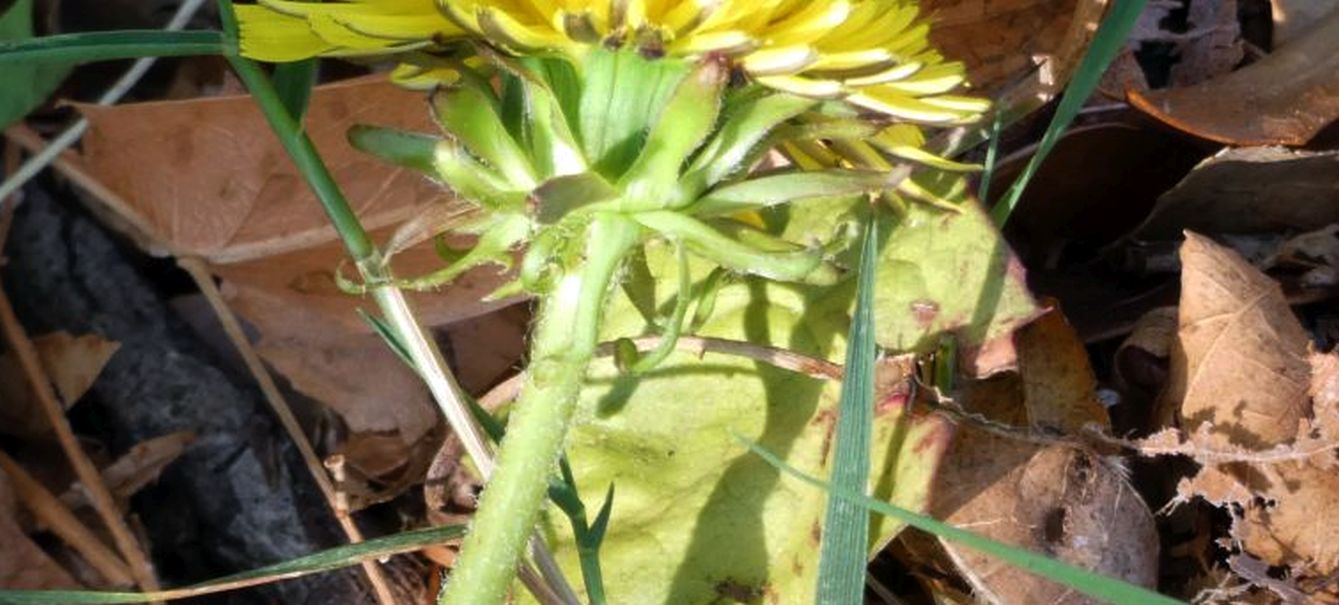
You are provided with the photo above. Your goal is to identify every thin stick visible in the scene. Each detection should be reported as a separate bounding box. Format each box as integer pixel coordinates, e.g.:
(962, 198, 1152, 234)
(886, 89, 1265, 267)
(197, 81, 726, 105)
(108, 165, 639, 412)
(481, 334, 844, 410)
(0, 0, 210, 209)
(0, 287, 161, 594)
(177, 257, 399, 605)
(0, 451, 134, 587)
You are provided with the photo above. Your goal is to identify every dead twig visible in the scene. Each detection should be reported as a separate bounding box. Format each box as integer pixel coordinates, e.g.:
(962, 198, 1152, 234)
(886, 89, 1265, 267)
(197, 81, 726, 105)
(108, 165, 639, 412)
(0, 451, 134, 586)
(482, 334, 845, 409)
(0, 287, 161, 594)
(177, 257, 399, 605)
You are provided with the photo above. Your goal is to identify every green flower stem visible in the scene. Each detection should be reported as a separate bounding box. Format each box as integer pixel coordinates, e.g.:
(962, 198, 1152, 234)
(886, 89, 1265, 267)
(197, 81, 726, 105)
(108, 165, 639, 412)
(443, 212, 641, 605)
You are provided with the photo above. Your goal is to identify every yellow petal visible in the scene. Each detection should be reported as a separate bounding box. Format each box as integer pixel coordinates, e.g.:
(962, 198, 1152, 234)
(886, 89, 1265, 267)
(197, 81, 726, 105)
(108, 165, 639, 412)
(236, 5, 334, 61)
(667, 29, 756, 54)
(847, 88, 966, 123)
(753, 74, 845, 98)
(876, 64, 965, 96)
(841, 61, 924, 86)
(740, 45, 817, 76)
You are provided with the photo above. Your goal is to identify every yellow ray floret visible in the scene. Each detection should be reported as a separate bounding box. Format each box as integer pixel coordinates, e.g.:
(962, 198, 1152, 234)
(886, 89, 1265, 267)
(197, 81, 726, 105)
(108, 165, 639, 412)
(236, 0, 983, 123)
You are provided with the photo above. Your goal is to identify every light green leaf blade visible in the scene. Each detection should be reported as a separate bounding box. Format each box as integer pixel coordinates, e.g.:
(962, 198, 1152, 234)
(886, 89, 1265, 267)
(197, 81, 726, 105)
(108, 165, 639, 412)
(874, 198, 1040, 351)
(781, 190, 1040, 353)
(522, 243, 954, 604)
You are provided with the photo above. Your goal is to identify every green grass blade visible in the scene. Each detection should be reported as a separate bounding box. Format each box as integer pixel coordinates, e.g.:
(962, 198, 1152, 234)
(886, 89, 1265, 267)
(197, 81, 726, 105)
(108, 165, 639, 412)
(742, 439, 1184, 605)
(0, 525, 465, 604)
(0, 30, 225, 64)
(975, 111, 1003, 202)
(0, 0, 74, 128)
(815, 218, 878, 604)
(272, 58, 318, 121)
(989, 0, 1148, 225)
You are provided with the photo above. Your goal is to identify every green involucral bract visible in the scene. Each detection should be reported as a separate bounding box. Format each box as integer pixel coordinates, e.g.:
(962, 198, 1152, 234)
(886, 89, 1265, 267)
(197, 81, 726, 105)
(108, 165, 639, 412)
(348, 44, 1021, 604)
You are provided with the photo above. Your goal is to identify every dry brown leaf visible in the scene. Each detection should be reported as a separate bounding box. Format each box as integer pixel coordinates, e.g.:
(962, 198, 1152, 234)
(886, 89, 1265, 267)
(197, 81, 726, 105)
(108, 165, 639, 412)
(215, 244, 515, 448)
(1132, 148, 1339, 242)
(935, 437, 1158, 604)
(1168, 0, 1244, 88)
(0, 332, 120, 437)
(76, 75, 442, 263)
(923, 0, 1108, 94)
(383, 203, 483, 261)
(33, 332, 120, 407)
(76, 74, 518, 451)
(1123, 0, 1244, 89)
(1115, 307, 1177, 426)
(255, 324, 438, 445)
(932, 374, 1156, 604)
(1163, 233, 1311, 449)
(1272, 0, 1339, 47)
(443, 303, 529, 395)
(1235, 461, 1339, 576)
(1164, 241, 1339, 581)
(334, 432, 413, 481)
(1015, 301, 1110, 433)
(1127, 8, 1339, 146)
(1310, 351, 1339, 440)
(60, 432, 196, 512)
(0, 469, 79, 590)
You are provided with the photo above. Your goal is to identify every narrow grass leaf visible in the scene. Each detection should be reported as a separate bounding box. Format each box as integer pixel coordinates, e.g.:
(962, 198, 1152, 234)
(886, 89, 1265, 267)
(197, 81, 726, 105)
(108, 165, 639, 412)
(358, 307, 416, 370)
(741, 439, 1185, 605)
(0, 525, 465, 604)
(0, 30, 225, 64)
(989, 0, 1149, 225)
(815, 218, 878, 604)
(975, 111, 1003, 202)
(272, 58, 318, 121)
(0, 0, 74, 128)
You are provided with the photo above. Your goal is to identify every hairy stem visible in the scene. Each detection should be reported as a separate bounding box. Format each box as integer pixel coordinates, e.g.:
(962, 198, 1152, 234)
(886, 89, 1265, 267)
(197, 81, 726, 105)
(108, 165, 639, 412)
(442, 213, 641, 605)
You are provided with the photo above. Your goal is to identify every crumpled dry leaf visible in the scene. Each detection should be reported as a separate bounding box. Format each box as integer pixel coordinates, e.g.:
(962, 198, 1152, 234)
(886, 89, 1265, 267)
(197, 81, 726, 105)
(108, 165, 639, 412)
(1131, 148, 1339, 242)
(1163, 232, 1311, 449)
(60, 431, 195, 512)
(1127, 8, 1339, 146)
(1164, 236, 1339, 582)
(33, 332, 120, 407)
(931, 373, 1158, 605)
(245, 304, 439, 445)
(77, 74, 516, 452)
(1272, 0, 1338, 47)
(76, 75, 441, 263)
(922, 0, 1108, 94)
(0, 331, 119, 437)
(0, 469, 79, 590)
(1016, 301, 1110, 433)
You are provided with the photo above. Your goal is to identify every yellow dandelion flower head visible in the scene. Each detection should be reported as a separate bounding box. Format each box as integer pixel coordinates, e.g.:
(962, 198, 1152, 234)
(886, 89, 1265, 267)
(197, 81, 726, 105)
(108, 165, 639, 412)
(237, 0, 986, 124)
